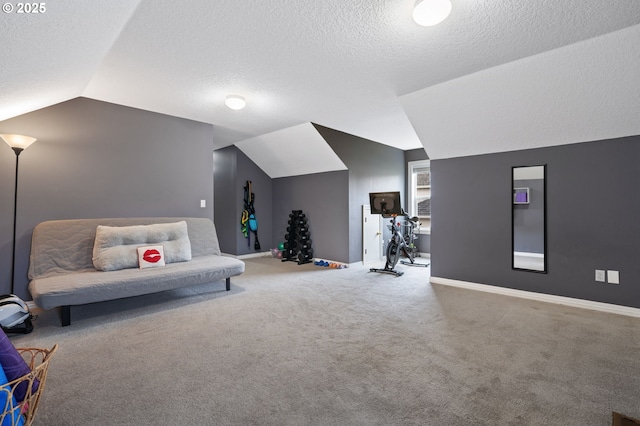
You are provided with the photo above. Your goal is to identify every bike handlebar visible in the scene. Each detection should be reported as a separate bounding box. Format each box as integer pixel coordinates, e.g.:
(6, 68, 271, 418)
(384, 210, 420, 224)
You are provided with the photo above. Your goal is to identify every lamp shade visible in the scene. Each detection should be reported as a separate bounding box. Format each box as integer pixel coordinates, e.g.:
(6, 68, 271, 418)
(413, 0, 452, 26)
(225, 95, 246, 110)
(1, 134, 37, 151)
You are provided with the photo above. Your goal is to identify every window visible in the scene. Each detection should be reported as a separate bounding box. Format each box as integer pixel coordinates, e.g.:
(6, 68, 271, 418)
(408, 160, 430, 233)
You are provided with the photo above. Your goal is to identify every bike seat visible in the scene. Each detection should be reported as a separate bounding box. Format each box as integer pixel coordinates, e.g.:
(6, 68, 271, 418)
(408, 216, 419, 223)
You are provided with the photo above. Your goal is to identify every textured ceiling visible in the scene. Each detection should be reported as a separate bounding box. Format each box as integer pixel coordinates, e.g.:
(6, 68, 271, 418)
(400, 23, 640, 159)
(2, 1, 640, 168)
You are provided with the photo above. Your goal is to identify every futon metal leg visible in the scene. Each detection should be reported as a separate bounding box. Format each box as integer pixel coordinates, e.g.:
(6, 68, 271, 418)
(226, 277, 231, 291)
(61, 306, 71, 327)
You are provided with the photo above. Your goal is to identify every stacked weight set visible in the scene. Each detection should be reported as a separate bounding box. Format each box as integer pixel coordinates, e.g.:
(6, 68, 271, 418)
(281, 210, 313, 265)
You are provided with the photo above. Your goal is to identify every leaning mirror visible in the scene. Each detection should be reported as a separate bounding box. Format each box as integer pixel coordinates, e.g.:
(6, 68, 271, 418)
(512, 165, 546, 272)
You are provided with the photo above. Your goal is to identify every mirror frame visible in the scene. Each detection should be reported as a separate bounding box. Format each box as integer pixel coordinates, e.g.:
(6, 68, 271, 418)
(512, 164, 547, 273)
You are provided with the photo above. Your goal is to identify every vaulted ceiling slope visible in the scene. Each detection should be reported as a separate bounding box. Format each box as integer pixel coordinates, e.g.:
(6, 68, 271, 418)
(2, 1, 640, 164)
(400, 23, 640, 159)
(236, 123, 347, 179)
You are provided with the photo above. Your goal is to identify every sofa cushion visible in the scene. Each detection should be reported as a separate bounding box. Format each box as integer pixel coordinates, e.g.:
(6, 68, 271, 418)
(93, 221, 191, 272)
(29, 255, 245, 310)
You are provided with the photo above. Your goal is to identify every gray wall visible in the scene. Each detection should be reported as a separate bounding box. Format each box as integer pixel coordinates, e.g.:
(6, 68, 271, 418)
(404, 147, 429, 162)
(431, 135, 640, 308)
(214, 145, 272, 256)
(315, 125, 405, 263)
(213, 146, 237, 254)
(0, 97, 215, 300)
(216, 127, 409, 263)
(272, 171, 349, 263)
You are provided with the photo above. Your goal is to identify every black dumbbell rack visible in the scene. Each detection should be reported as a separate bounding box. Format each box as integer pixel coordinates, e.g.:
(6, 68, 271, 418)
(282, 210, 313, 265)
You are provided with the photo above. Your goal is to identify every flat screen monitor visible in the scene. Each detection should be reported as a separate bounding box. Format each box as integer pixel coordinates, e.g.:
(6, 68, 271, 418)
(369, 191, 402, 216)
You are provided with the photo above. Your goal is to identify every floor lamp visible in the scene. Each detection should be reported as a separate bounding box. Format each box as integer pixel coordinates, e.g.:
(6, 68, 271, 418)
(1, 134, 37, 295)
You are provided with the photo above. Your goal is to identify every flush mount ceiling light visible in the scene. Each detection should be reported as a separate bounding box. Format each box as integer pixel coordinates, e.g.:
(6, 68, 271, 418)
(413, 0, 452, 27)
(225, 95, 246, 110)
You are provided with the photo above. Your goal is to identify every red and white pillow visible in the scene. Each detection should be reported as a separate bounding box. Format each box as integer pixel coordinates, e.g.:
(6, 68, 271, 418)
(137, 245, 165, 269)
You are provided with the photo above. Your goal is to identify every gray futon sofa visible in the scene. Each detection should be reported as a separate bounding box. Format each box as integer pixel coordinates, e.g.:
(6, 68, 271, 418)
(28, 217, 245, 326)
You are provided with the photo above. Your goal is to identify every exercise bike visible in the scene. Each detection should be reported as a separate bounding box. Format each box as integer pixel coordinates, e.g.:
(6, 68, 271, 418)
(370, 210, 427, 277)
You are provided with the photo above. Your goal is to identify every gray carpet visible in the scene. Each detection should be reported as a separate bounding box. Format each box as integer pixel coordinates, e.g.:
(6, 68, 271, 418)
(10, 257, 640, 425)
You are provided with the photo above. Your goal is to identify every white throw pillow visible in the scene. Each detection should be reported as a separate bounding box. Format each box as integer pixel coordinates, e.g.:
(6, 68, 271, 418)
(92, 221, 191, 271)
(137, 245, 166, 269)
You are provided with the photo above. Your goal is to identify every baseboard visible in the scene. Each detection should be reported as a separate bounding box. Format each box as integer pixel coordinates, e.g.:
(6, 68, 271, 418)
(228, 252, 272, 259)
(430, 276, 640, 318)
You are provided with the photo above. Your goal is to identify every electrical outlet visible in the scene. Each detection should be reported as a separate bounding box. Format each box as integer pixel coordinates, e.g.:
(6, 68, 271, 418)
(607, 270, 620, 284)
(595, 270, 606, 282)
(200, 200, 206, 208)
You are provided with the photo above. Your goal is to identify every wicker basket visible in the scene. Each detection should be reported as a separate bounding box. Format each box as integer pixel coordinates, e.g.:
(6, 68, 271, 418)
(0, 344, 58, 426)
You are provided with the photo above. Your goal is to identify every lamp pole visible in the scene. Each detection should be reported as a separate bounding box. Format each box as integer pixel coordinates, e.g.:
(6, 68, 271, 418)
(1, 134, 36, 296)
(10, 147, 23, 294)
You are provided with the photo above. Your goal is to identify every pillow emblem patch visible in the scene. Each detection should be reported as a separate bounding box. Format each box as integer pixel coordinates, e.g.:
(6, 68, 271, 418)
(143, 249, 162, 263)
(137, 245, 165, 269)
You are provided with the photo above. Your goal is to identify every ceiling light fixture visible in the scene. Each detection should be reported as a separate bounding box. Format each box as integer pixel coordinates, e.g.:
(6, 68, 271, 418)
(413, 0, 452, 27)
(225, 95, 246, 110)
